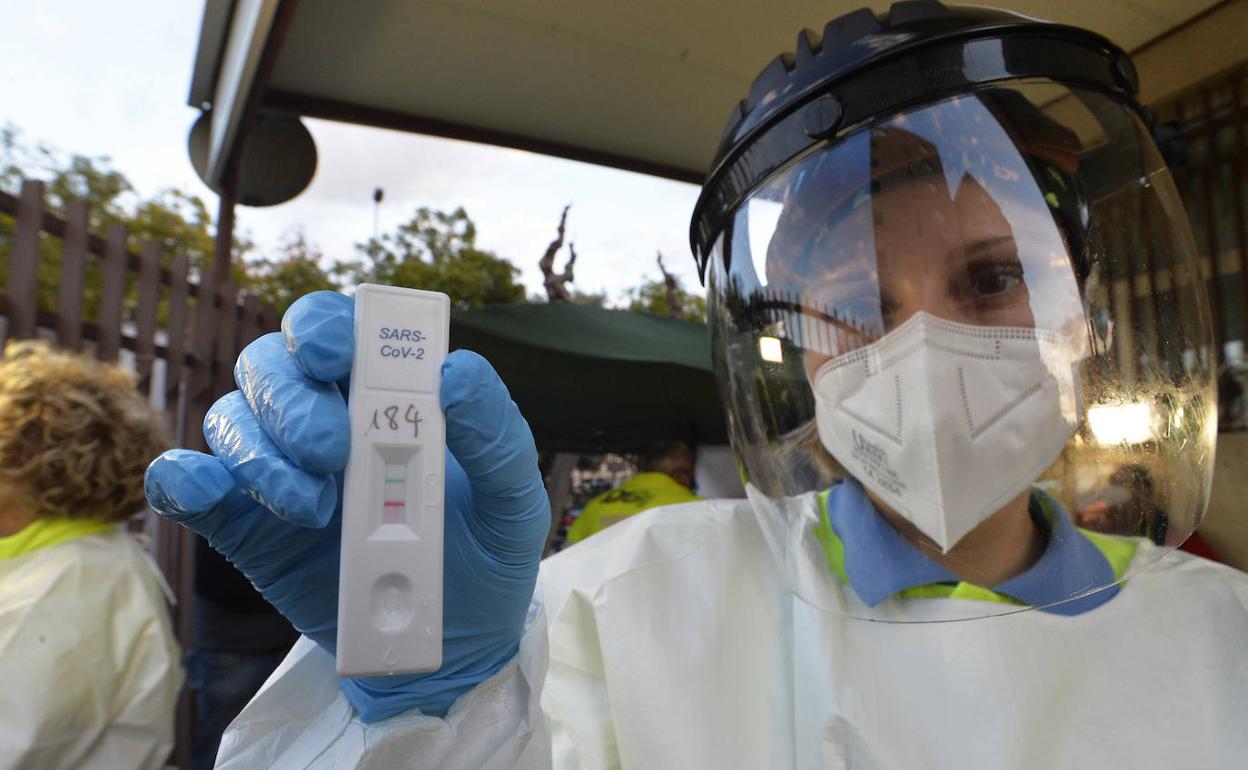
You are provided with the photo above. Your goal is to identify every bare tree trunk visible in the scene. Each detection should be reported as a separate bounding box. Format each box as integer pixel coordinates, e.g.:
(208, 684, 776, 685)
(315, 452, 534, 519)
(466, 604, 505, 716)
(543, 451, 579, 556)
(657, 251, 683, 319)
(540, 204, 577, 303)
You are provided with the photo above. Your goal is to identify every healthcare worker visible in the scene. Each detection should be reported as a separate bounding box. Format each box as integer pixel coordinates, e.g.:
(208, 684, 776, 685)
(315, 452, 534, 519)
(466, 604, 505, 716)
(0, 341, 182, 769)
(565, 441, 701, 543)
(146, 4, 1248, 768)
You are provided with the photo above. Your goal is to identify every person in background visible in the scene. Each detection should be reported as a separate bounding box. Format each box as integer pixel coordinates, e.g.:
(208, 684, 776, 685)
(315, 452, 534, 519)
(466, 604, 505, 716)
(565, 441, 702, 544)
(1077, 464, 1227, 562)
(1075, 465, 1168, 543)
(189, 542, 298, 770)
(0, 341, 182, 769)
(693, 444, 747, 499)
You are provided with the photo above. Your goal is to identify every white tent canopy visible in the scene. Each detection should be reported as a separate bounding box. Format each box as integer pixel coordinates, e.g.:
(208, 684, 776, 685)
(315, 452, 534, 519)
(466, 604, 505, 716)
(189, 0, 1228, 192)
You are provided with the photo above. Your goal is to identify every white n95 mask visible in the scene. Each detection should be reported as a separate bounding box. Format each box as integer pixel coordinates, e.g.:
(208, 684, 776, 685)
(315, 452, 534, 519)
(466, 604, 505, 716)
(812, 311, 1085, 552)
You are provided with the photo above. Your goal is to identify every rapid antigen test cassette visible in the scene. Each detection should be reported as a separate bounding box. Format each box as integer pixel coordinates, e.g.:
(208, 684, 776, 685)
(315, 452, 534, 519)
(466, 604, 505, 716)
(337, 284, 449, 677)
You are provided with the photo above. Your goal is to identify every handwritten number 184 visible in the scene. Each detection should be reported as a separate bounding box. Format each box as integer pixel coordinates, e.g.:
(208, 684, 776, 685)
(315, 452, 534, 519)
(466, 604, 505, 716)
(366, 404, 423, 438)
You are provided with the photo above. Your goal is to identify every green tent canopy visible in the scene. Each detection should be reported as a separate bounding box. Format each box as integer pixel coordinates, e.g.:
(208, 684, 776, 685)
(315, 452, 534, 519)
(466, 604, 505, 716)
(449, 303, 726, 453)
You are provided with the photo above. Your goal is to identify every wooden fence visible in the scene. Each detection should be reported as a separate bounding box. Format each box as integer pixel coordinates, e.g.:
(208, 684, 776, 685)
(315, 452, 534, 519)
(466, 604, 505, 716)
(0, 176, 278, 768)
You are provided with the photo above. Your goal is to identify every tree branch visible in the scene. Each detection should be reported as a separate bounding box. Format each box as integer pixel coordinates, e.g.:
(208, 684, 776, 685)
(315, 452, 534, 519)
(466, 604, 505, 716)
(540, 203, 576, 303)
(657, 251, 682, 318)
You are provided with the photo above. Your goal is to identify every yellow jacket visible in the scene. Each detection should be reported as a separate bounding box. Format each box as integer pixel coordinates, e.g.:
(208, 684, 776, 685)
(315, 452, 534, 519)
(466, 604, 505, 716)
(566, 472, 702, 543)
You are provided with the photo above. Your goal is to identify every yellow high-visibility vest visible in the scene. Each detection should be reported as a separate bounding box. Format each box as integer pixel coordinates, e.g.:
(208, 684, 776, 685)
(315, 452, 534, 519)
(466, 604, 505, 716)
(566, 472, 702, 543)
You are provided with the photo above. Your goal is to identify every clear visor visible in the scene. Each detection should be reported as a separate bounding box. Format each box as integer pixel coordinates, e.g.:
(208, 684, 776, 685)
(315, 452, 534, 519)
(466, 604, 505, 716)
(709, 82, 1217, 620)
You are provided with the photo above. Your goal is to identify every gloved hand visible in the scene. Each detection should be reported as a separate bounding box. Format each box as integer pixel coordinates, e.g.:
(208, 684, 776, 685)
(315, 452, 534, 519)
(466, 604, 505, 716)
(145, 291, 550, 722)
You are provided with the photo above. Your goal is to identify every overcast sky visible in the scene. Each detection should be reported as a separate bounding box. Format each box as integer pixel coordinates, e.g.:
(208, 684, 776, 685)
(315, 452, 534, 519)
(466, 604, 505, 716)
(0, 0, 705, 303)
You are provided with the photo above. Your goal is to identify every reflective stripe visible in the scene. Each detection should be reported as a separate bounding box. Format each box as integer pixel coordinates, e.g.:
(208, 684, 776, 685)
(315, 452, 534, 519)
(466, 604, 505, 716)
(0, 517, 117, 560)
(897, 583, 1024, 605)
(812, 502, 849, 586)
(566, 473, 702, 543)
(815, 488, 1138, 606)
(1077, 528, 1139, 579)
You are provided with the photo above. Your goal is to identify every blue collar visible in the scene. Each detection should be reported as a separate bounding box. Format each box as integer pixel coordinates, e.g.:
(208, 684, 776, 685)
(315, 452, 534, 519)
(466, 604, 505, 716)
(823, 480, 1120, 615)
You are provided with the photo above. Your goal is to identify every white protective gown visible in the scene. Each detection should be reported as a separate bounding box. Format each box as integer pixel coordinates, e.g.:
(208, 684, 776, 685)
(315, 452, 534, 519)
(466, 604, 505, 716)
(0, 528, 183, 769)
(217, 497, 1248, 769)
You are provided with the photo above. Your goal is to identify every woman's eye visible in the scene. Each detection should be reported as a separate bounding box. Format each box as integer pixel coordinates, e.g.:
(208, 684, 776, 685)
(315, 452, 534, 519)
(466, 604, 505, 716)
(967, 263, 1024, 297)
(973, 272, 1017, 294)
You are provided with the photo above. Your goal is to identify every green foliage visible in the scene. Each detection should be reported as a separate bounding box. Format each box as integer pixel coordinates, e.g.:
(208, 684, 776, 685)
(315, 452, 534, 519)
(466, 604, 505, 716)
(348, 206, 526, 310)
(7, 130, 143, 325)
(45, 154, 134, 229)
(1, 126, 525, 332)
(128, 189, 217, 272)
(2, 124, 65, 196)
(625, 278, 707, 322)
(570, 290, 608, 307)
(0, 123, 341, 328)
(238, 228, 343, 318)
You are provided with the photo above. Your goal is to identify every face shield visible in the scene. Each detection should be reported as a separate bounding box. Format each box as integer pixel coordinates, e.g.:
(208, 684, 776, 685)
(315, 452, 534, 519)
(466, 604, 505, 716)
(707, 82, 1216, 620)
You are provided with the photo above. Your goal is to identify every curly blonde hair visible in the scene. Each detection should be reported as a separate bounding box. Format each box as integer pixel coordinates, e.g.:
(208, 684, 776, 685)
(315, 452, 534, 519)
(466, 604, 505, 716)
(0, 341, 168, 522)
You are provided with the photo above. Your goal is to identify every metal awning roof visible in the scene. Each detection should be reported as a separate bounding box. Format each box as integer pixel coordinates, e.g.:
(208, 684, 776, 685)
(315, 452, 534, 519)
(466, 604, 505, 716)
(189, 0, 1228, 190)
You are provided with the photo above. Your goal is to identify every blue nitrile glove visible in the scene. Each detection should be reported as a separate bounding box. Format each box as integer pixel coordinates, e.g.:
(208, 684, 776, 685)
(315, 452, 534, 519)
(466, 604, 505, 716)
(145, 291, 550, 722)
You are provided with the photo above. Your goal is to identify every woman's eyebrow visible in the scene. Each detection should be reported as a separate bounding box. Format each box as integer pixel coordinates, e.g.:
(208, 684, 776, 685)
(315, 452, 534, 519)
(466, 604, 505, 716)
(957, 235, 1018, 262)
